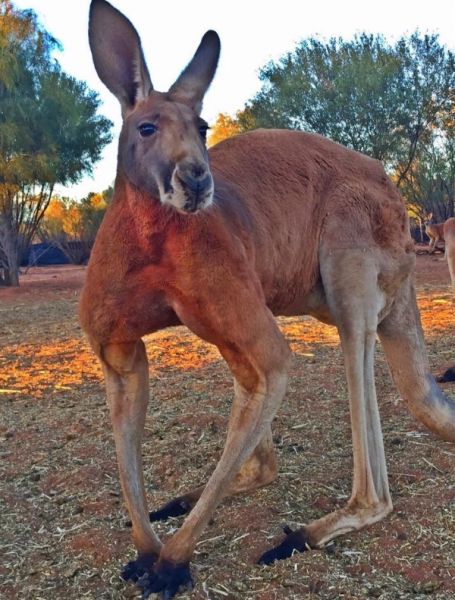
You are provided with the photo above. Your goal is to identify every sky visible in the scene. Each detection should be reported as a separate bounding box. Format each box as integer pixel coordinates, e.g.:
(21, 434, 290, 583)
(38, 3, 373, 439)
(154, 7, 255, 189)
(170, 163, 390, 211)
(13, 0, 455, 199)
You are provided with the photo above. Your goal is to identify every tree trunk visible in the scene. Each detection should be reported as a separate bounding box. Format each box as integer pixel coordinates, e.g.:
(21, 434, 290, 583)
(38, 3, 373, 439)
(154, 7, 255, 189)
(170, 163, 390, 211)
(0, 216, 20, 287)
(0, 265, 19, 287)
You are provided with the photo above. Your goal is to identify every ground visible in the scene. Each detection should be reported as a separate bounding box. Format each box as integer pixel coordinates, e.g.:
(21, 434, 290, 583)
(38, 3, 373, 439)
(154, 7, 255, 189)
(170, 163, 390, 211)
(0, 251, 454, 600)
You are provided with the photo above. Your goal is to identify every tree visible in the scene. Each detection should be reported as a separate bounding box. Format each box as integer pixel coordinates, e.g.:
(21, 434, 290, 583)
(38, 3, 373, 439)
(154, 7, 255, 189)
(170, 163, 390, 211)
(208, 113, 241, 146)
(395, 85, 455, 225)
(39, 188, 112, 264)
(208, 109, 255, 146)
(239, 33, 455, 189)
(392, 35, 455, 187)
(400, 131, 455, 223)
(0, 1, 112, 285)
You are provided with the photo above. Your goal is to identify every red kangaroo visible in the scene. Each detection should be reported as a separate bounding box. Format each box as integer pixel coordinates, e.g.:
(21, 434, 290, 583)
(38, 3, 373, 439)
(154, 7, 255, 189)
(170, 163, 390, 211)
(424, 213, 445, 254)
(444, 217, 455, 291)
(80, 1, 455, 597)
(437, 217, 455, 382)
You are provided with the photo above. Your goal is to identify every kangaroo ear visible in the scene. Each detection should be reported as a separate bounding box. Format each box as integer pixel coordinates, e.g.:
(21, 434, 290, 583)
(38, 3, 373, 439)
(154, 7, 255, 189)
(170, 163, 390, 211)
(89, 0, 153, 114)
(168, 30, 220, 115)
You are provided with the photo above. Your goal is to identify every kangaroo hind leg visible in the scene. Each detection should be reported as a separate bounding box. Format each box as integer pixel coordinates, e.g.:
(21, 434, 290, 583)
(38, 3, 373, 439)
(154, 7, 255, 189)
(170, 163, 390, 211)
(259, 249, 392, 564)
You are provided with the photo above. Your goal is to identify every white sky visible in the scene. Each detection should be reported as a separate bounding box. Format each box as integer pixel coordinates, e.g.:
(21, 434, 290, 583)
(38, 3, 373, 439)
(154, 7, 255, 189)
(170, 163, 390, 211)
(13, 0, 455, 199)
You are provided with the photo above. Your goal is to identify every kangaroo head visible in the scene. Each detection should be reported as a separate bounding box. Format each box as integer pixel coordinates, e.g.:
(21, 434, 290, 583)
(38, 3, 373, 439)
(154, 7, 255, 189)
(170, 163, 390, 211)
(89, 0, 220, 214)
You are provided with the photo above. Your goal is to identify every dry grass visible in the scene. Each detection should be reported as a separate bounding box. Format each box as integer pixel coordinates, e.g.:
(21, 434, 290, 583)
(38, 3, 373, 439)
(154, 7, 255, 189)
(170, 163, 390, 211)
(0, 257, 454, 600)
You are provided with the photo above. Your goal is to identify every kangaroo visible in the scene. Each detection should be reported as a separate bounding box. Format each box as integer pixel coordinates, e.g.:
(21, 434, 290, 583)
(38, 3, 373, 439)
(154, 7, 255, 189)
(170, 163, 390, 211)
(424, 212, 445, 254)
(436, 217, 455, 383)
(80, 1, 455, 597)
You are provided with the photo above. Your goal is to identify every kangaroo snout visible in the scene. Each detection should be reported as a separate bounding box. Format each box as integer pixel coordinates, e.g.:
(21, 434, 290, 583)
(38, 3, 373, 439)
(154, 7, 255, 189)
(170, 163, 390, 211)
(176, 164, 213, 212)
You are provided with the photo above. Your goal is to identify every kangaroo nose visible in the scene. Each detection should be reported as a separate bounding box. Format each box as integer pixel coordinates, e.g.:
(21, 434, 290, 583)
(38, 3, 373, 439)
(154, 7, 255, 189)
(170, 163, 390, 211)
(177, 164, 212, 206)
(182, 172, 212, 194)
(180, 164, 209, 188)
(190, 164, 207, 179)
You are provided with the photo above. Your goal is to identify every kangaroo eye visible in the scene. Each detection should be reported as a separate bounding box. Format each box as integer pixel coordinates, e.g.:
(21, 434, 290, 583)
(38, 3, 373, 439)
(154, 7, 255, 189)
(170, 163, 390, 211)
(199, 125, 209, 141)
(138, 123, 157, 137)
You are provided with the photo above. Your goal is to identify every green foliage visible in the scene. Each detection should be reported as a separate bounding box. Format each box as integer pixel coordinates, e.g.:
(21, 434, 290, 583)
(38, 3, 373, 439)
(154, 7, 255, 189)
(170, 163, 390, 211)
(0, 0, 112, 285)
(247, 35, 400, 159)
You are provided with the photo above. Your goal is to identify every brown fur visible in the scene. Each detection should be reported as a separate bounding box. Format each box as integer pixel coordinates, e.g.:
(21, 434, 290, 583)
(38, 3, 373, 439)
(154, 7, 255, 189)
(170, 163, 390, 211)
(437, 217, 455, 383)
(81, 1, 455, 596)
(444, 217, 455, 289)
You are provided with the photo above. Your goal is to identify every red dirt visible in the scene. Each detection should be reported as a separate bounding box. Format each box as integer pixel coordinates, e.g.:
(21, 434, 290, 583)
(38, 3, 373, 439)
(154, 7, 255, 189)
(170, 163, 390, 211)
(0, 265, 85, 303)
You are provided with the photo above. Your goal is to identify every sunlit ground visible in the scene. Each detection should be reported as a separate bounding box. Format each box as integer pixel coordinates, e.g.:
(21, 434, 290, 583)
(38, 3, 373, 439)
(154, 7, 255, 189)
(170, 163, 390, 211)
(1, 275, 454, 399)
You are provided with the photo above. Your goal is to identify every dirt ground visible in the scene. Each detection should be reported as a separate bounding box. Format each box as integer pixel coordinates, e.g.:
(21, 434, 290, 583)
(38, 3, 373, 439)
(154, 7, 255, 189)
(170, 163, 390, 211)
(0, 252, 454, 600)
